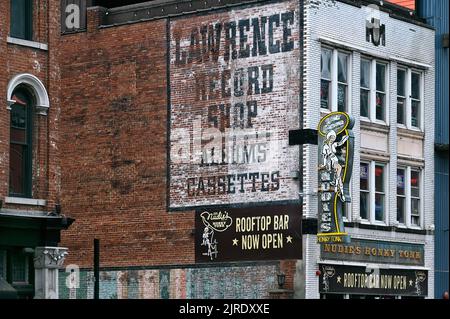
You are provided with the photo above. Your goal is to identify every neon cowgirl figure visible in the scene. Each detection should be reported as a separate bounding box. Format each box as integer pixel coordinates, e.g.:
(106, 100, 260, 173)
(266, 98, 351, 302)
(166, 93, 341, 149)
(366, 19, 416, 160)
(319, 130, 349, 202)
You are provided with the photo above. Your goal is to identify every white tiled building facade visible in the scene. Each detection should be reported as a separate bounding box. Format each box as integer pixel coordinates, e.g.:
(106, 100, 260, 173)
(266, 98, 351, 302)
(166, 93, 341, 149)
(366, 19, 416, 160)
(297, 0, 435, 298)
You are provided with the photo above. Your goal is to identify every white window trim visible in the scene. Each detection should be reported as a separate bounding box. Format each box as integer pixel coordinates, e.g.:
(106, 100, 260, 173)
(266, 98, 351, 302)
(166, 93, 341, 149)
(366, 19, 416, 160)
(7, 36, 48, 51)
(361, 58, 389, 125)
(321, 47, 333, 111)
(321, 46, 352, 113)
(11, 254, 29, 285)
(360, 58, 371, 120)
(396, 67, 408, 128)
(396, 166, 407, 227)
(6, 73, 50, 115)
(0, 251, 6, 279)
(372, 161, 388, 225)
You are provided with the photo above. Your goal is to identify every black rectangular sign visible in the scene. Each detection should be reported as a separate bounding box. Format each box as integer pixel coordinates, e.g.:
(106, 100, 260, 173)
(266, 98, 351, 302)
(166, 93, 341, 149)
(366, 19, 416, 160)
(195, 204, 302, 263)
(319, 264, 428, 297)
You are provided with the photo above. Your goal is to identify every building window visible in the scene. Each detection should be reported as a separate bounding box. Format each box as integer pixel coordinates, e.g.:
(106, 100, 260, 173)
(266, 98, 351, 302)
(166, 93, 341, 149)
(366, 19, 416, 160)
(397, 69, 406, 125)
(359, 160, 387, 224)
(397, 168, 406, 224)
(375, 63, 387, 121)
(321, 47, 351, 112)
(337, 52, 349, 112)
(397, 67, 423, 130)
(360, 58, 388, 123)
(410, 169, 421, 226)
(360, 163, 370, 220)
(374, 164, 385, 221)
(9, 89, 33, 198)
(10, 0, 33, 41)
(321, 48, 332, 110)
(396, 166, 422, 228)
(410, 72, 422, 129)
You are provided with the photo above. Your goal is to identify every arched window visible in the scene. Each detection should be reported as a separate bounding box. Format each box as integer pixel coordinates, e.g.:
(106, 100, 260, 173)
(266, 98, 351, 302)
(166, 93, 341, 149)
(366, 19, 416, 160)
(9, 88, 33, 197)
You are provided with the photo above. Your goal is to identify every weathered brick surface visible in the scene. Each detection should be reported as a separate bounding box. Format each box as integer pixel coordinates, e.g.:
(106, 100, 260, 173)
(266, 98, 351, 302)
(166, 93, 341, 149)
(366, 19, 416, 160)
(302, 0, 435, 298)
(0, 0, 61, 212)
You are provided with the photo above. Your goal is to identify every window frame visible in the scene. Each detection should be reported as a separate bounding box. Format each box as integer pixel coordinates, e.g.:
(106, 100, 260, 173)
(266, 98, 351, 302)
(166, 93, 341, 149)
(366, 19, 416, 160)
(359, 57, 389, 125)
(395, 165, 424, 229)
(373, 162, 386, 223)
(410, 168, 422, 227)
(11, 252, 30, 285)
(359, 160, 388, 225)
(396, 67, 407, 127)
(396, 66, 424, 131)
(321, 47, 333, 111)
(321, 46, 352, 113)
(360, 58, 371, 119)
(9, 0, 33, 41)
(410, 70, 423, 130)
(396, 167, 407, 225)
(9, 88, 33, 198)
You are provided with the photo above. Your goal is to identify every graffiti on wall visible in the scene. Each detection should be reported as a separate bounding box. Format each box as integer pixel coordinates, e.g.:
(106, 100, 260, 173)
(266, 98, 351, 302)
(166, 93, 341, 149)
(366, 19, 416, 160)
(168, 0, 301, 209)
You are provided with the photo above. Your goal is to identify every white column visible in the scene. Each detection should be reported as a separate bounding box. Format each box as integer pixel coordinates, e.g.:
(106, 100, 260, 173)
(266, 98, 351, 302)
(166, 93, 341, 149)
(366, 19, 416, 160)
(34, 247, 68, 299)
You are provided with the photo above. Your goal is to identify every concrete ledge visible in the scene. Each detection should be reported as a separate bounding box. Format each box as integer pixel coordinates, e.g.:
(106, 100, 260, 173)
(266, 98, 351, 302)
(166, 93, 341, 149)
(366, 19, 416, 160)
(7, 37, 48, 51)
(4, 197, 47, 206)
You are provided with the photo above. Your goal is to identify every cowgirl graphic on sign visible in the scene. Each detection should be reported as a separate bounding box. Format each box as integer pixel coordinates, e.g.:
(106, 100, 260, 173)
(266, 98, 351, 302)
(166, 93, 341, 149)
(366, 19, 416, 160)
(319, 130, 349, 202)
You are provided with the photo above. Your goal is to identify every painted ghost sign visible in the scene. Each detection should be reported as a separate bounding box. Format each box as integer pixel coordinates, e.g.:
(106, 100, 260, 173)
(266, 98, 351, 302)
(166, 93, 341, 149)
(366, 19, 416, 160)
(168, 0, 300, 210)
(317, 112, 354, 244)
(195, 204, 302, 263)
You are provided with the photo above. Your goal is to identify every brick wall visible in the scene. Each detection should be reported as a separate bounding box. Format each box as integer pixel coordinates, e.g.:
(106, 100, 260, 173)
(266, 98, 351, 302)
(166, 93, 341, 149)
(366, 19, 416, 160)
(58, 2, 300, 298)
